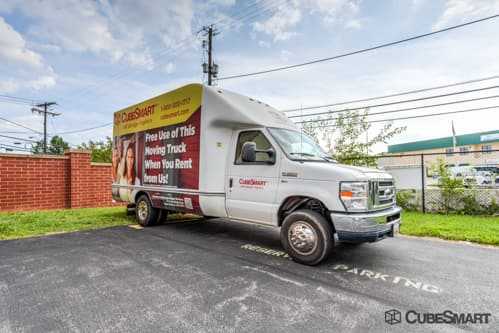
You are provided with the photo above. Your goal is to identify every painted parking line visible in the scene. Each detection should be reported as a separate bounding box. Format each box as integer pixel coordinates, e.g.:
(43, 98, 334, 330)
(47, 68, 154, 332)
(241, 243, 442, 294)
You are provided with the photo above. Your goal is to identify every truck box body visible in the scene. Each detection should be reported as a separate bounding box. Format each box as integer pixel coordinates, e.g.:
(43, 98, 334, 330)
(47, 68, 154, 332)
(112, 83, 295, 217)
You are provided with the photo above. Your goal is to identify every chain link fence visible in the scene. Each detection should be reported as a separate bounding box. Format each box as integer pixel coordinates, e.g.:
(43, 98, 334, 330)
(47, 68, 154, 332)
(347, 149, 499, 214)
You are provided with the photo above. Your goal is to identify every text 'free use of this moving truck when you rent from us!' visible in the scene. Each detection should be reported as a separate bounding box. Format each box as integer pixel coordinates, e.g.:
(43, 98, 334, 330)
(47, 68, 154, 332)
(112, 84, 401, 265)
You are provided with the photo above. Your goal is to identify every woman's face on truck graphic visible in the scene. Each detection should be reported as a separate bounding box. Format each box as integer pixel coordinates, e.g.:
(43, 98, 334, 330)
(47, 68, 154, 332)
(126, 145, 135, 183)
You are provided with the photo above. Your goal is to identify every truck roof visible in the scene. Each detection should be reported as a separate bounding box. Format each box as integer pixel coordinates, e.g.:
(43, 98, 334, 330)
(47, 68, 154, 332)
(113, 83, 298, 136)
(203, 85, 297, 130)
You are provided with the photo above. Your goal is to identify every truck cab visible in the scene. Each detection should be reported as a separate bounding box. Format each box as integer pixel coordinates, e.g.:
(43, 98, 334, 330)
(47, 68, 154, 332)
(225, 126, 401, 264)
(112, 84, 401, 265)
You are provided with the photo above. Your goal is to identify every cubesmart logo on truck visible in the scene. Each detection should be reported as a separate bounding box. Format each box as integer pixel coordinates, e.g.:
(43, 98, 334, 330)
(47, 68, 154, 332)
(239, 178, 268, 188)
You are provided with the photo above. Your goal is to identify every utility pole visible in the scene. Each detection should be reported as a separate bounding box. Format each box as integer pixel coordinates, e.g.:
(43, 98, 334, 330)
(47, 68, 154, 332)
(31, 102, 59, 153)
(201, 25, 219, 85)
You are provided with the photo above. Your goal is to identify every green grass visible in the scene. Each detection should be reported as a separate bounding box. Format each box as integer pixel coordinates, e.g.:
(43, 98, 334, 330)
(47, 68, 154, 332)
(401, 211, 499, 246)
(0, 207, 135, 240)
(2, 207, 498, 246)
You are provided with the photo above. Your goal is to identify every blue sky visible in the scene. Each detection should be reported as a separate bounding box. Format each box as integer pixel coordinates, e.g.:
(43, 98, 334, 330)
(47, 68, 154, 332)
(1, 0, 499, 152)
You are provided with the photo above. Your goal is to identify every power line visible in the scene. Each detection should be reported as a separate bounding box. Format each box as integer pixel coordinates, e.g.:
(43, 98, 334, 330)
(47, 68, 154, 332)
(0, 134, 38, 143)
(288, 85, 499, 119)
(0, 97, 34, 105)
(295, 94, 499, 124)
(0, 94, 39, 104)
(306, 105, 499, 129)
(0, 131, 34, 134)
(0, 116, 42, 133)
(0, 143, 32, 152)
(283, 74, 499, 112)
(218, 14, 499, 81)
(0, 99, 34, 106)
(56, 122, 112, 135)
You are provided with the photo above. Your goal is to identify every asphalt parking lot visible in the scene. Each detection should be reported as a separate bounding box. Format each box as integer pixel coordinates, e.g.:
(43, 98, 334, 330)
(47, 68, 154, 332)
(0, 218, 497, 332)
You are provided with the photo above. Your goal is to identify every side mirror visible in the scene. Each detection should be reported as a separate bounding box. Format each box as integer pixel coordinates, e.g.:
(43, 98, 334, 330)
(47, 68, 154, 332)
(241, 141, 275, 164)
(241, 142, 257, 162)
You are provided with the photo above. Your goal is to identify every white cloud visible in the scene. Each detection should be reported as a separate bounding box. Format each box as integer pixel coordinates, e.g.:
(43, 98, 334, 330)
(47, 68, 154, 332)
(27, 75, 56, 90)
(258, 40, 271, 48)
(306, 0, 361, 26)
(280, 50, 293, 62)
(0, 0, 196, 70)
(0, 17, 43, 68)
(163, 62, 176, 74)
(0, 16, 56, 93)
(0, 80, 19, 93)
(433, 0, 499, 30)
(345, 19, 362, 30)
(253, 4, 302, 41)
(252, 0, 362, 42)
(208, 0, 236, 6)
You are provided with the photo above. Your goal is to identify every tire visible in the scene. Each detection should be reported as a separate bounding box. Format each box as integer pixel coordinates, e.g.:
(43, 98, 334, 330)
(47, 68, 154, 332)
(280, 209, 333, 266)
(135, 194, 159, 227)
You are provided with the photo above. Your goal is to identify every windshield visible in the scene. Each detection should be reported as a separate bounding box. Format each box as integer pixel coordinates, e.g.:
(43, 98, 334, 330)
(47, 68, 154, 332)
(268, 128, 332, 162)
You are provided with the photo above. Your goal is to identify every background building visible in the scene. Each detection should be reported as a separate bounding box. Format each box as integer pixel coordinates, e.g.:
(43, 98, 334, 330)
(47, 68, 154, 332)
(377, 130, 499, 190)
(380, 129, 499, 168)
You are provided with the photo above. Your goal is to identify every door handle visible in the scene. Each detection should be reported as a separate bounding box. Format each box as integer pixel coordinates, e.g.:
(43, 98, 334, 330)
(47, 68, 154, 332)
(229, 178, 233, 188)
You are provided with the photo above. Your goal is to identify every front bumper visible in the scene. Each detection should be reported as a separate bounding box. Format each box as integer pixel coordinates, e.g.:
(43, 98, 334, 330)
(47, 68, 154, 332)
(331, 206, 401, 243)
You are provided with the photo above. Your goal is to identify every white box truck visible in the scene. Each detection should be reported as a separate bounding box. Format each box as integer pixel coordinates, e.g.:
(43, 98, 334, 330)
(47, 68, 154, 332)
(112, 83, 401, 265)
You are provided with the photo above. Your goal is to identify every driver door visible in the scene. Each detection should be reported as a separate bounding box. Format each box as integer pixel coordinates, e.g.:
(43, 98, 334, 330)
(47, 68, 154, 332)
(226, 129, 280, 224)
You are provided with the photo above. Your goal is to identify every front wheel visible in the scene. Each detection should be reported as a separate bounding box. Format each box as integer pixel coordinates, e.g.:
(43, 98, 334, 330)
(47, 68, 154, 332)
(280, 210, 333, 266)
(136, 194, 159, 227)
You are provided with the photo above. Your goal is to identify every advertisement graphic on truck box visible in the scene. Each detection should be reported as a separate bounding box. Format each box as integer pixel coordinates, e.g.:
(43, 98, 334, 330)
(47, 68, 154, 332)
(112, 84, 202, 213)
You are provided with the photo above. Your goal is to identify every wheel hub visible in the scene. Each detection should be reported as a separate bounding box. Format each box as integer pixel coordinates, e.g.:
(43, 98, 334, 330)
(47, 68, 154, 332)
(288, 221, 318, 255)
(137, 201, 148, 221)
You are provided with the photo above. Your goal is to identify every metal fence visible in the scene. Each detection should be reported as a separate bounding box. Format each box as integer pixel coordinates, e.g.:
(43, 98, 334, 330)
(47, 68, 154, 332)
(346, 149, 499, 214)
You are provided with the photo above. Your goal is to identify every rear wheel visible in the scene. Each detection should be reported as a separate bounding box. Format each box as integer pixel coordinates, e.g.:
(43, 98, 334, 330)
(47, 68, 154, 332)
(280, 210, 333, 266)
(136, 194, 159, 227)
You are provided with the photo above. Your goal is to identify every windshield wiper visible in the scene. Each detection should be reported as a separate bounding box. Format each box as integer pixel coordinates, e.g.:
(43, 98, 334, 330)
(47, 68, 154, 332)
(290, 152, 336, 162)
(323, 156, 337, 163)
(290, 152, 316, 157)
(290, 152, 328, 161)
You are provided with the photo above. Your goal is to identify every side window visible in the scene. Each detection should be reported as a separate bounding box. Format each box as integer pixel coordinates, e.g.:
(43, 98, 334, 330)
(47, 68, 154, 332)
(235, 130, 273, 164)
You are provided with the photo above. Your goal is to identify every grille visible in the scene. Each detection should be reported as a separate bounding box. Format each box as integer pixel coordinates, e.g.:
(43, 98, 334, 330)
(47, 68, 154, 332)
(369, 180, 395, 210)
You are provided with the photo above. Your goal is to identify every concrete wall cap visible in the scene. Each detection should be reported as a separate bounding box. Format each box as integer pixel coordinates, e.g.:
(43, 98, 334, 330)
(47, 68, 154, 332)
(64, 149, 92, 154)
(0, 153, 68, 159)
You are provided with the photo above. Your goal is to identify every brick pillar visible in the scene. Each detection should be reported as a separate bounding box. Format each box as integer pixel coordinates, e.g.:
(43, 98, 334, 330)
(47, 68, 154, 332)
(65, 149, 92, 208)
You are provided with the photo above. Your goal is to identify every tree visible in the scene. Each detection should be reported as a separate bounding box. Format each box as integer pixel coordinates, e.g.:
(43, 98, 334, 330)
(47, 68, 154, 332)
(78, 137, 112, 163)
(302, 108, 405, 166)
(32, 135, 69, 155)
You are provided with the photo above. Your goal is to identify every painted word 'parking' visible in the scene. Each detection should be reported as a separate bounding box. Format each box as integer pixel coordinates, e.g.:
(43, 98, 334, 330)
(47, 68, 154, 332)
(332, 264, 441, 294)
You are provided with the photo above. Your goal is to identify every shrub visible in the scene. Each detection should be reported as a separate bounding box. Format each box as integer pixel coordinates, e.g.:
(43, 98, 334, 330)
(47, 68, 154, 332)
(396, 190, 419, 211)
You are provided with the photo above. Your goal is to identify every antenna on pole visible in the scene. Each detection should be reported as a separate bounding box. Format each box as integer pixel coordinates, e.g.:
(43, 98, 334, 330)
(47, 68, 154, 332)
(201, 24, 219, 86)
(31, 102, 59, 153)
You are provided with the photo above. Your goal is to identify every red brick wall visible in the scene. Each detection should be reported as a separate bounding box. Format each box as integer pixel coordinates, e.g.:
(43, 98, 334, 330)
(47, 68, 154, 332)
(0, 150, 120, 212)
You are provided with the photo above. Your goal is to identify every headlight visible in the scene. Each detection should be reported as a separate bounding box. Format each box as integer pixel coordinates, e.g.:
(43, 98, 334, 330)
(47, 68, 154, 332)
(340, 182, 369, 212)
